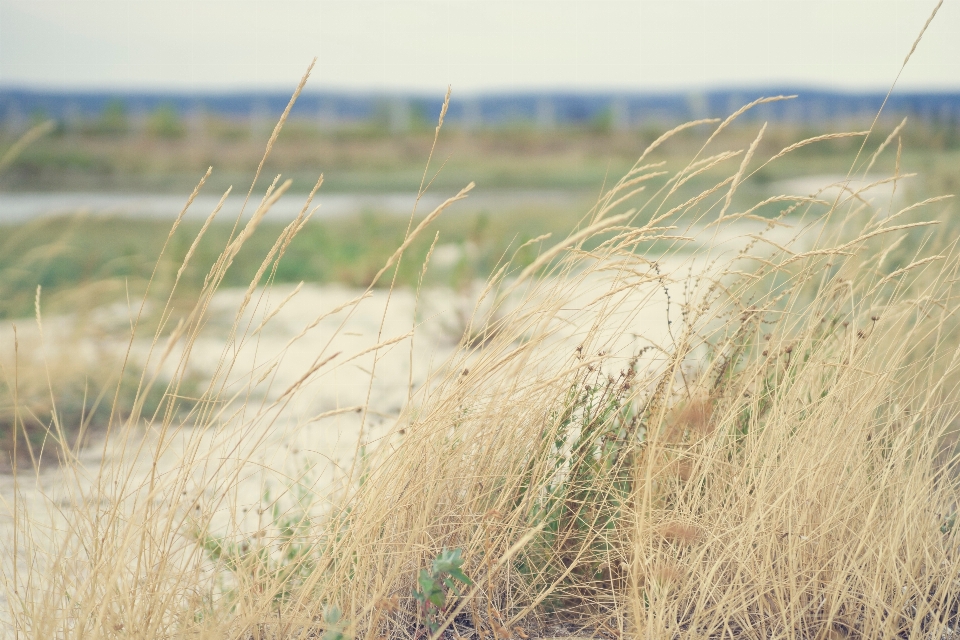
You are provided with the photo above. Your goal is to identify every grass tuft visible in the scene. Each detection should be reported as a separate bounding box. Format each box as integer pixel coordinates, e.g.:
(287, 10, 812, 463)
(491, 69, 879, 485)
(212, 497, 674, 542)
(2, 83, 960, 640)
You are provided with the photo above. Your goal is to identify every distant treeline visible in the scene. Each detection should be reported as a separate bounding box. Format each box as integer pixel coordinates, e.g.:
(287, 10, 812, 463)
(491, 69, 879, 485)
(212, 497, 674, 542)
(3, 88, 960, 134)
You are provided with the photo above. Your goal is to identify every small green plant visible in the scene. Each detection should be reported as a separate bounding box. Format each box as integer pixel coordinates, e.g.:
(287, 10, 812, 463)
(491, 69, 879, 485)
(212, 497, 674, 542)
(322, 604, 348, 640)
(511, 358, 642, 609)
(192, 478, 319, 607)
(412, 548, 473, 635)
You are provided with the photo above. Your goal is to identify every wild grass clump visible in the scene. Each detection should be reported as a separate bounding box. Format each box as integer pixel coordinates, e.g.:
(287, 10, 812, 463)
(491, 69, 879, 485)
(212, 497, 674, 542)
(2, 68, 960, 640)
(0, 317, 182, 470)
(0, 123, 196, 467)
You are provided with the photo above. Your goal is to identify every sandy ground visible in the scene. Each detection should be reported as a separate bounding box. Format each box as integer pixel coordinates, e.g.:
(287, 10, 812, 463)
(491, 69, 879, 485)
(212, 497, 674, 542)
(0, 282, 475, 620)
(0, 208, 833, 622)
(0, 282, 465, 505)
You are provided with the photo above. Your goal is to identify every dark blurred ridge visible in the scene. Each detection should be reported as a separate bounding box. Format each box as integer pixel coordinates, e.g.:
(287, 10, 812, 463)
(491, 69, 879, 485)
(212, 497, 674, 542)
(3, 88, 959, 133)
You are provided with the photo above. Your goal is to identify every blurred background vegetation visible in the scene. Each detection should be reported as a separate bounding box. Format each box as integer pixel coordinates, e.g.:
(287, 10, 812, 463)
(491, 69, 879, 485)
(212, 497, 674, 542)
(1, 105, 957, 319)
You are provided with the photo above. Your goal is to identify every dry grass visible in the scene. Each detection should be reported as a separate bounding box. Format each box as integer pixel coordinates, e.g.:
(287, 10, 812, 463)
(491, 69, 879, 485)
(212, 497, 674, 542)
(3, 71, 960, 640)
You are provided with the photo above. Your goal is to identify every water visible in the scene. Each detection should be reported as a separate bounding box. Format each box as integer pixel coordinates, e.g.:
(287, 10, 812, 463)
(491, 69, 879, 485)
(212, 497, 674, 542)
(0, 189, 590, 223)
(0, 173, 901, 225)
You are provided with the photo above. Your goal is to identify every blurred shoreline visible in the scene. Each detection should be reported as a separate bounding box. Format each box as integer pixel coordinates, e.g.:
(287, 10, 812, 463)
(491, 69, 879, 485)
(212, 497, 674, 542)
(0, 189, 594, 224)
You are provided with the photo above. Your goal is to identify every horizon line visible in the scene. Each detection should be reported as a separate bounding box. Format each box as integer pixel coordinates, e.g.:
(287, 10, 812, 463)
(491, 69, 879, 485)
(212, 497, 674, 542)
(3, 84, 960, 98)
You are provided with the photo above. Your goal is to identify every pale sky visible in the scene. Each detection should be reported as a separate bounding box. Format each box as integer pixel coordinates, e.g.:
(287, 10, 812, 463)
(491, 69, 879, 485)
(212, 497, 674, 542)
(1, 0, 957, 93)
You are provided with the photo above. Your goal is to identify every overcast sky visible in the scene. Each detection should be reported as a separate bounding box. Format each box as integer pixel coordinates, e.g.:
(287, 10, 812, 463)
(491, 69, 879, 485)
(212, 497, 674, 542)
(1, 0, 957, 93)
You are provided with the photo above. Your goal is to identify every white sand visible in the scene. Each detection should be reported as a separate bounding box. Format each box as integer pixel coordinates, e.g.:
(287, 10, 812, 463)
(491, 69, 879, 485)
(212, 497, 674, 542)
(0, 213, 821, 618)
